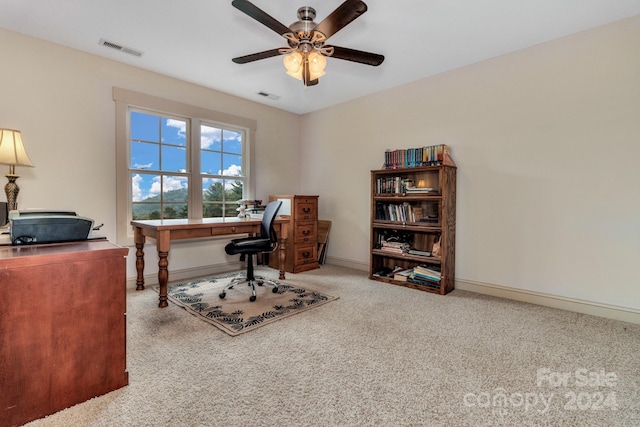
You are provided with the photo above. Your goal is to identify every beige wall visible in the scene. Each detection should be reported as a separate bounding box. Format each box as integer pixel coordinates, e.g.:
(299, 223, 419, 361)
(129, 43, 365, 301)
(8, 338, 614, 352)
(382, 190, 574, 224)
(300, 15, 640, 311)
(1, 15, 639, 314)
(0, 28, 301, 278)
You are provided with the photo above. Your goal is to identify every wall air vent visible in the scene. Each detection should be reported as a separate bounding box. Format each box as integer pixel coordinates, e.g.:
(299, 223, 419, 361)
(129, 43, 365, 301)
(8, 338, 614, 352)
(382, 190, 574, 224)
(257, 91, 280, 100)
(98, 39, 143, 57)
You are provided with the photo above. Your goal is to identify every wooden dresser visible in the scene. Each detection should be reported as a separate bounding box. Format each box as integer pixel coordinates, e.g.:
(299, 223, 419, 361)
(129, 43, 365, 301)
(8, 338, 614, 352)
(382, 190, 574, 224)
(269, 195, 319, 273)
(0, 240, 129, 426)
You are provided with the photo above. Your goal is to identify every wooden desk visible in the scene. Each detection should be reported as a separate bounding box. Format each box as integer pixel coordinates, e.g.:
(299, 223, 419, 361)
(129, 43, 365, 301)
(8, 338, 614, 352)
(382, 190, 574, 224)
(131, 217, 288, 307)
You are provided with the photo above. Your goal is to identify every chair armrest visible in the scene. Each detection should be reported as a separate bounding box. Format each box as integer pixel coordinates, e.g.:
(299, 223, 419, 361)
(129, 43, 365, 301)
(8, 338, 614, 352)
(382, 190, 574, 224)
(231, 237, 271, 247)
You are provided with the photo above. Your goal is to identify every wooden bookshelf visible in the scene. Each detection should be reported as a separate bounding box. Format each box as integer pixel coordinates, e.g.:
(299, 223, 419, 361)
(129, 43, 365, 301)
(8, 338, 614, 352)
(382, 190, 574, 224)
(369, 165, 456, 295)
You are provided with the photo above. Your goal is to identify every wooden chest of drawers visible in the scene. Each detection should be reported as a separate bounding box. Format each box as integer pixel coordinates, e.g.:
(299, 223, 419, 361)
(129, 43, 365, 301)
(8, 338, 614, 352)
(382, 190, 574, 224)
(0, 240, 129, 426)
(269, 195, 319, 273)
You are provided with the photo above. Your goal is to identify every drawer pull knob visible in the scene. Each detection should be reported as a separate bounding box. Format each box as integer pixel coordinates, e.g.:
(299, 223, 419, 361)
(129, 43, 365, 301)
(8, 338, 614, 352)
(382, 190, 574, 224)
(302, 230, 311, 236)
(302, 252, 311, 258)
(302, 207, 311, 213)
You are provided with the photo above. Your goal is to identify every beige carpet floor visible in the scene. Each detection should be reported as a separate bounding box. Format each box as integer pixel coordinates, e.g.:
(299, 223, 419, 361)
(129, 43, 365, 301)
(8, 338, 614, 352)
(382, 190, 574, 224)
(23, 265, 640, 426)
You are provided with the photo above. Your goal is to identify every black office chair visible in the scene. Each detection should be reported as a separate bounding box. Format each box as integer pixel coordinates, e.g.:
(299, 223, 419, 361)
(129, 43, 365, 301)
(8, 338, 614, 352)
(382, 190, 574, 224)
(220, 200, 282, 302)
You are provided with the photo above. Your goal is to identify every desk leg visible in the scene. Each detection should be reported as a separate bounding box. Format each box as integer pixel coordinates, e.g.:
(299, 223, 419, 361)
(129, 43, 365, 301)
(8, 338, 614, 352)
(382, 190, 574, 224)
(278, 223, 287, 280)
(134, 228, 145, 291)
(157, 251, 169, 308)
(156, 231, 171, 308)
(278, 240, 286, 280)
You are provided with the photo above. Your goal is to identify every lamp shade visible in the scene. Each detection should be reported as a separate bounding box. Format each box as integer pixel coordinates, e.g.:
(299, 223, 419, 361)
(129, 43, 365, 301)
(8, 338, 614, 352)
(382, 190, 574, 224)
(0, 129, 34, 168)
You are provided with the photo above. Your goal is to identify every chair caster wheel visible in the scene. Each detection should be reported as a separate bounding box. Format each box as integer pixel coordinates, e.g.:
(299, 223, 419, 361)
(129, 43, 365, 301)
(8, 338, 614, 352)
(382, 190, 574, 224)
(257, 281, 264, 286)
(250, 295, 256, 302)
(272, 287, 279, 293)
(219, 292, 226, 299)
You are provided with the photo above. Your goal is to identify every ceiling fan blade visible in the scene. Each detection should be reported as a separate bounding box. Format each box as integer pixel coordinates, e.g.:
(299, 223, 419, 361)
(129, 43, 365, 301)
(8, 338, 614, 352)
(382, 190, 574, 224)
(232, 0, 291, 36)
(313, 0, 367, 40)
(232, 48, 283, 64)
(326, 45, 384, 66)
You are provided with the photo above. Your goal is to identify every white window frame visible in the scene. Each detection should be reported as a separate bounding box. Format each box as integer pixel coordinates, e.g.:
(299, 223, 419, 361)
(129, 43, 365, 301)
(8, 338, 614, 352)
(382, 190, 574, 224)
(114, 88, 257, 246)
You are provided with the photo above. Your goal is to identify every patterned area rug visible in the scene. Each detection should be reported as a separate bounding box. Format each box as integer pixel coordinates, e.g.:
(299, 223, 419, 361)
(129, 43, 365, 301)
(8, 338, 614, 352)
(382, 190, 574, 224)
(158, 272, 338, 336)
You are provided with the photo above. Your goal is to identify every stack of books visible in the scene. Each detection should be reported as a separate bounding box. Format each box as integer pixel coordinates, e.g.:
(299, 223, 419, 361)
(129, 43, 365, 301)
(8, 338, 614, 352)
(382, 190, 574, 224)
(380, 240, 410, 254)
(412, 265, 441, 282)
(392, 268, 413, 282)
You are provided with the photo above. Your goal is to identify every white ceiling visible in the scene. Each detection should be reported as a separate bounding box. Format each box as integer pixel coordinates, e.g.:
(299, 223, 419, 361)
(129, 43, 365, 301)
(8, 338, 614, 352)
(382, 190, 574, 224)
(1, 0, 639, 114)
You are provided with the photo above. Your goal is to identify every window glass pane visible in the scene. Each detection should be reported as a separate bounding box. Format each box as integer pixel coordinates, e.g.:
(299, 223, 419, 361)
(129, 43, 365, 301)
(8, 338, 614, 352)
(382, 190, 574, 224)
(201, 125, 221, 151)
(162, 118, 186, 146)
(203, 203, 223, 218)
(201, 151, 221, 175)
(223, 130, 242, 154)
(203, 178, 223, 202)
(161, 145, 187, 172)
(224, 204, 238, 217)
(226, 180, 243, 201)
(131, 111, 159, 142)
(162, 176, 188, 202)
(131, 141, 158, 171)
(222, 153, 242, 176)
(133, 203, 161, 220)
(132, 173, 160, 202)
(163, 204, 187, 219)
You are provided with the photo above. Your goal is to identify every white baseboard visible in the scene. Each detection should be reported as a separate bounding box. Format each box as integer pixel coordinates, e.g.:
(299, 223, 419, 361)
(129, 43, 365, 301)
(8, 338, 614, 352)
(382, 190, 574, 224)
(455, 278, 640, 325)
(326, 256, 640, 325)
(324, 256, 369, 271)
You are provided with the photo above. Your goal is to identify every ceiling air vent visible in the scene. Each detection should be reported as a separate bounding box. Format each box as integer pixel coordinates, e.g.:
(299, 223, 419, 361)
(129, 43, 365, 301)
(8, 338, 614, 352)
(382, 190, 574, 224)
(257, 91, 280, 100)
(98, 39, 143, 57)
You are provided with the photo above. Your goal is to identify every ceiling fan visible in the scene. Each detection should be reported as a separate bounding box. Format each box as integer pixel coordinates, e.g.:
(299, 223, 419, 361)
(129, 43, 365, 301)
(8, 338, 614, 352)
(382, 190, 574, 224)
(231, 0, 384, 87)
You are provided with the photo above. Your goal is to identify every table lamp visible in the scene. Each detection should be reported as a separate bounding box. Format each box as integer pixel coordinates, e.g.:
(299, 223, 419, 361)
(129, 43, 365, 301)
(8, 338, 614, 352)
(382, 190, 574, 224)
(0, 129, 34, 212)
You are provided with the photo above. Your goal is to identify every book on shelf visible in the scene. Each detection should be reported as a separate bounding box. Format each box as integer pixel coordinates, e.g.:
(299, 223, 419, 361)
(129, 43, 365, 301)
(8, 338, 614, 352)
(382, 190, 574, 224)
(375, 176, 415, 194)
(375, 178, 441, 195)
(383, 144, 455, 169)
(414, 265, 441, 275)
(381, 240, 410, 249)
(373, 266, 407, 279)
(393, 268, 413, 282)
(413, 265, 441, 282)
(405, 186, 436, 193)
(380, 246, 408, 254)
(379, 239, 410, 254)
(407, 249, 431, 257)
(408, 276, 441, 289)
(375, 202, 427, 223)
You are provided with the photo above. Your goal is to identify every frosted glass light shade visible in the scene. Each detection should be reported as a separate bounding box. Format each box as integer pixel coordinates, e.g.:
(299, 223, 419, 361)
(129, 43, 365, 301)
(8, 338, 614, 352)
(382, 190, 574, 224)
(283, 52, 303, 80)
(308, 52, 326, 80)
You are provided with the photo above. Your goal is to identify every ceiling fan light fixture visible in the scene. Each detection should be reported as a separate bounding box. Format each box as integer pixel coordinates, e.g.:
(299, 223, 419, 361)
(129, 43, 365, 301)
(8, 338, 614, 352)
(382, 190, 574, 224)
(284, 51, 327, 83)
(232, 1, 384, 87)
(284, 51, 304, 80)
(308, 51, 327, 80)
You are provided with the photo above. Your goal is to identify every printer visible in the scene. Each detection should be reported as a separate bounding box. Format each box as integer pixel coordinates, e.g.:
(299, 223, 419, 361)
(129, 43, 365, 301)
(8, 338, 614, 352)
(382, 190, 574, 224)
(9, 210, 95, 245)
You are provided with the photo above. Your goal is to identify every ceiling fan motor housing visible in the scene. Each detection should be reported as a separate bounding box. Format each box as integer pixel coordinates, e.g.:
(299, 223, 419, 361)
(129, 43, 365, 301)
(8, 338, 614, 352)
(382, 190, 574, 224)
(290, 7, 318, 39)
